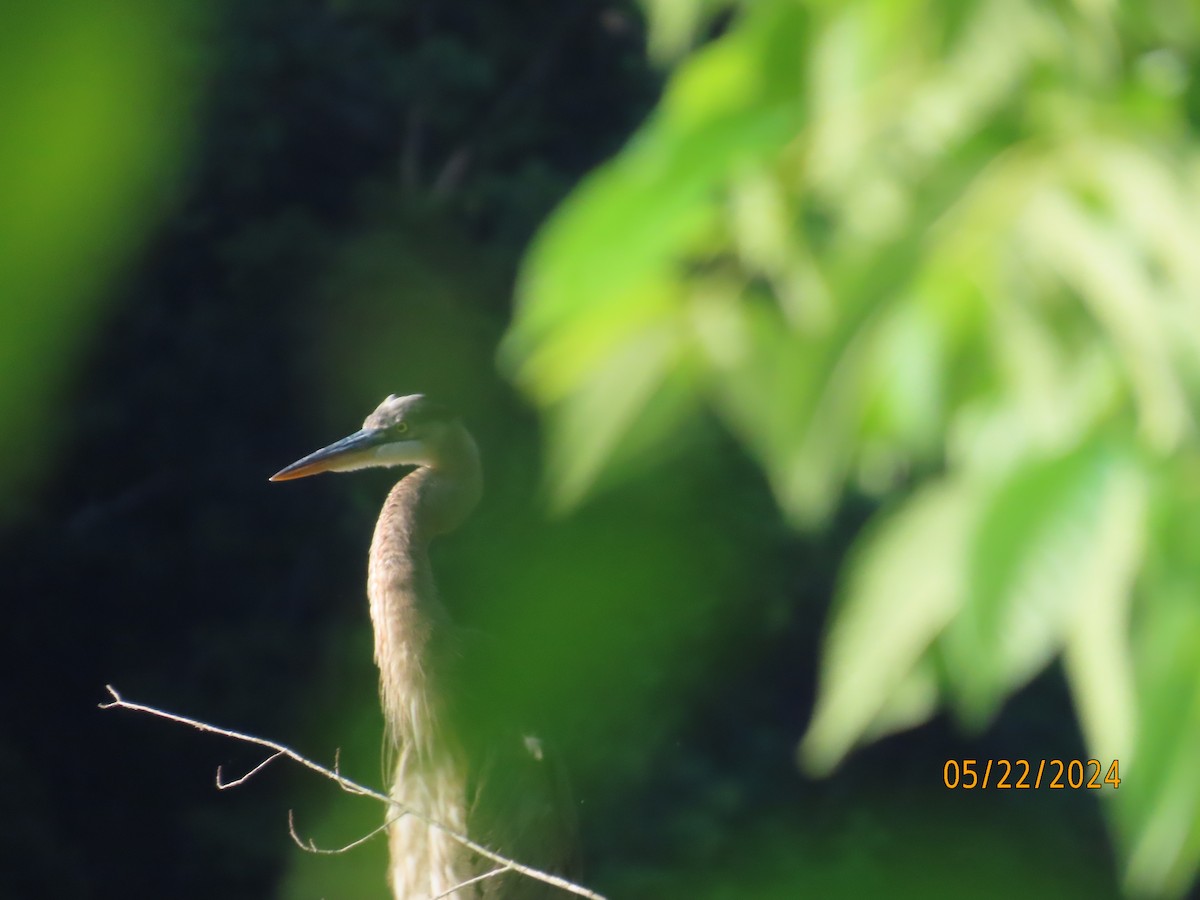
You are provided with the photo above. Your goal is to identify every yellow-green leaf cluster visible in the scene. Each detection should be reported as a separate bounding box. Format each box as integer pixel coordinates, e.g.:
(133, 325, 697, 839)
(504, 0, 1200, 894)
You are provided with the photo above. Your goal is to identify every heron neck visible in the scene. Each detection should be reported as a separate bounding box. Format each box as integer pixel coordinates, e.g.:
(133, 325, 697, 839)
(366, 426, 481, 749)
(367, 471, 444, 749)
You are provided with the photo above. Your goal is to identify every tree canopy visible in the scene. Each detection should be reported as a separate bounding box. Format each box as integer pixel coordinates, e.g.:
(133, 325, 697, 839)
(506, 1, 1200, 895)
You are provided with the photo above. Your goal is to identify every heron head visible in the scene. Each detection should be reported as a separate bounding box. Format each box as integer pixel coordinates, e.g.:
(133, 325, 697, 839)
(270, 393, 459, 481)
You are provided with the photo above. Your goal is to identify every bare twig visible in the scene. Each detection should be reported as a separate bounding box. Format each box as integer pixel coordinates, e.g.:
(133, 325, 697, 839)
(288, 808, 399, 855)
(217, 750, 284, 789)
(100, 685, 605, 900)
(99, 684, 377, 800)
(431, 865, 511, 900)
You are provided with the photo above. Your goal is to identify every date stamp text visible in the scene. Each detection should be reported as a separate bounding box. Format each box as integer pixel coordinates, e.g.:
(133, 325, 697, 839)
(943, 759, 1120, 790)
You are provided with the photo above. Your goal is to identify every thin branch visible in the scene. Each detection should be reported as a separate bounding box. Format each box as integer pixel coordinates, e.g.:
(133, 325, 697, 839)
(217, 750, 284, 789)
(431, 865, 511, 900)
(100, 685, 379, 801)
(288, 808, 400, 855)
(101, 685, 606, 900)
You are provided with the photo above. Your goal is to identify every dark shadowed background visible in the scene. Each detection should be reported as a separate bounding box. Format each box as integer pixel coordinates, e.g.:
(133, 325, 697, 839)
(0, 2, 1158, 898)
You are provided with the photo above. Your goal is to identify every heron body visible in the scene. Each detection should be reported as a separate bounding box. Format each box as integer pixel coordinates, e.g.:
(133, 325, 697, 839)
(273, 394, 571, 898)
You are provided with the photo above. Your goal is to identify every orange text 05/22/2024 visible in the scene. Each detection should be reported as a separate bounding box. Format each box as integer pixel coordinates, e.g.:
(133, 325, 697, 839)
(943, 759, 1121, 790)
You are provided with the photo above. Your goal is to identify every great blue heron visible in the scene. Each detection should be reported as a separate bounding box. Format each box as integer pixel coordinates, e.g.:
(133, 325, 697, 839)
(272, 393, 574, 898)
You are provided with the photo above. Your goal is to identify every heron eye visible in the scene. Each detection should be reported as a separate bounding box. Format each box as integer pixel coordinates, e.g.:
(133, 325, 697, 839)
(395, 422, 409, 435)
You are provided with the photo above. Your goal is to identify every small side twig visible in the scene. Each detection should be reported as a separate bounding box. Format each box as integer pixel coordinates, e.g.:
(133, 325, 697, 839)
(431, 865, 511, 900)
(100, 685, 605, 900)
(217, 750, 284, 789)
(288, 808, 399, 855)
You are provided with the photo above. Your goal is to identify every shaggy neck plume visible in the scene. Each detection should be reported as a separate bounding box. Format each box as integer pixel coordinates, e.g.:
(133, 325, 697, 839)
(366, 424, 481, 750)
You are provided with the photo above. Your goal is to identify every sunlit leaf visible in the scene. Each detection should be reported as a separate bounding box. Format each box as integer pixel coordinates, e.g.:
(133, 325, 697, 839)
(1118, 582, 1200, 898)
(941, 440, 1136, 726)
(642, 0, 731, 62)
(505, 2, 806, 371)
(1061, 455, 1146, 765)
(801, 478, 975, 774)
(858, 300, 946, 475)
(503, 5, 809, 499)
(543, 318, 689, 511)
(862, 656, 941, 743)
(1020, 179, 1190, 451)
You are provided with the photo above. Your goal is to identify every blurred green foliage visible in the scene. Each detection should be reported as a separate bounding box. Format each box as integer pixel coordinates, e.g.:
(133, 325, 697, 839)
(505, 0, 1200, 895)
(0, 0, 195, 509)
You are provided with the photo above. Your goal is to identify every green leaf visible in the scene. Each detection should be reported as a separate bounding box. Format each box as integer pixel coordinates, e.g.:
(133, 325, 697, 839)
(505, 2, 807, 372)
(542, 319, 690, 512)
(1117, 581, 1200, 898)
(800, 477, 975, 774)
(641, 0, 730, 62)
(1061, 456, 1145, 765)
(941, 439, 1141, 726)
(503, 3, 810, 511)
(1020, 179, 1190, 451)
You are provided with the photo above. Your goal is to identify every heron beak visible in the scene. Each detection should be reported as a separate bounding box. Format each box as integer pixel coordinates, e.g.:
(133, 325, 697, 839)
(270, 428, 387, 481)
